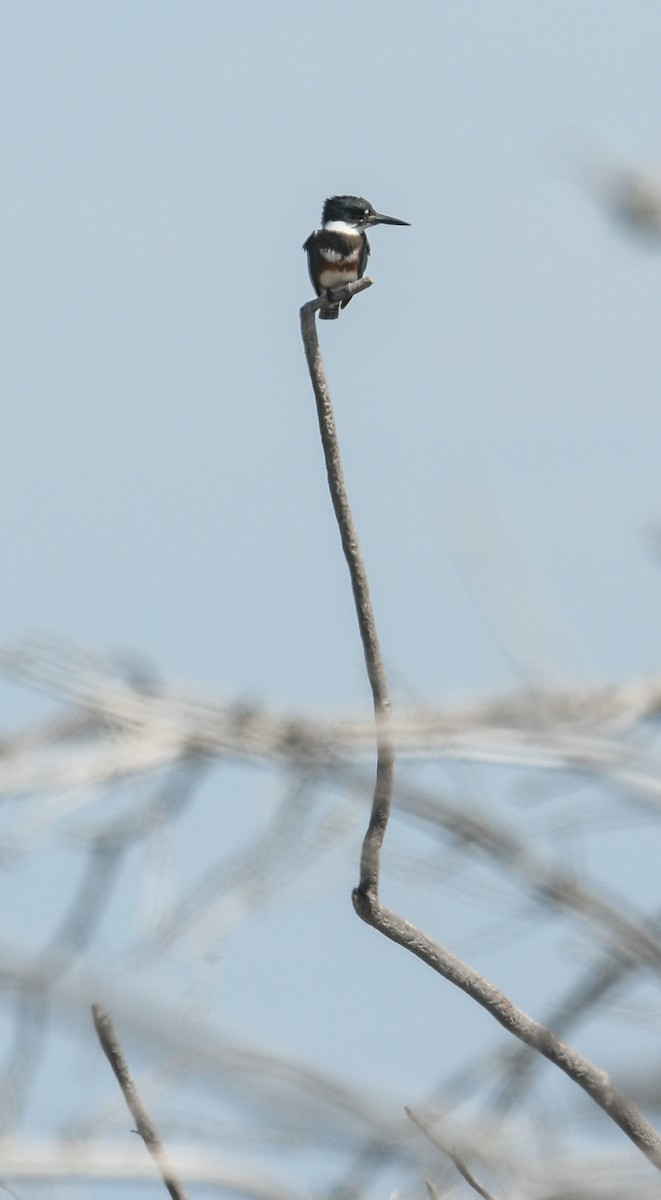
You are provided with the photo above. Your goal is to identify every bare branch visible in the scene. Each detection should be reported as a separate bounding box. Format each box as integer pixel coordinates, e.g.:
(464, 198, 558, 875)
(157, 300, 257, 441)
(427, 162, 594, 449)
(355, 897, 661, 1168)
(300, 293, 661, 1171)
(91, 1003, 190, 1200)
(300, 277, 373, 316)
(300, 282, 395, 902)
(491, 928, 661, 1112)
(407, 1106, 500, 1200)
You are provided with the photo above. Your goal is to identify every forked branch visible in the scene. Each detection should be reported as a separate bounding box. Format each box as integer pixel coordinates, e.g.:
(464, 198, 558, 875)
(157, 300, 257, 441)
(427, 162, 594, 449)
(299, 286, 661, 1171)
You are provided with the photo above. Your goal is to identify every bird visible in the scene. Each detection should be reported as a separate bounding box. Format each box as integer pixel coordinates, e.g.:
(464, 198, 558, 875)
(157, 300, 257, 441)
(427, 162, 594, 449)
(303, 194, 409, 319)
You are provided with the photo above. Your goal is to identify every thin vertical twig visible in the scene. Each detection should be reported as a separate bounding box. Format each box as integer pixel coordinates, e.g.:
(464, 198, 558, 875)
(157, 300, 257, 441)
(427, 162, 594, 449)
(299, 287, 661, 1172)
(91, 1003, 190, 1200)
(300, 280, 395, 903)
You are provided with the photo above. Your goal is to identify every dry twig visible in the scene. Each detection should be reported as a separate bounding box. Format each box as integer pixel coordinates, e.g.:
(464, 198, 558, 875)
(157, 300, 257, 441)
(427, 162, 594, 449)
(300, 280, 395, 903)
(91, 1003, 190, 1200)
(300, 284, 661, 1171)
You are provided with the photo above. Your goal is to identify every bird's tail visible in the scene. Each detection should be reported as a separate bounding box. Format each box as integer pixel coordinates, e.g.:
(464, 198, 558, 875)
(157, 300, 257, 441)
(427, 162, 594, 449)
(319, 301, 340, 320)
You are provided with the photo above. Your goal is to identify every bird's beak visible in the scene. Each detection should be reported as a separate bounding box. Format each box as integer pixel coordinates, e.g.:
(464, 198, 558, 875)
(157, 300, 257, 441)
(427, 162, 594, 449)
(369, 210, 410, 227)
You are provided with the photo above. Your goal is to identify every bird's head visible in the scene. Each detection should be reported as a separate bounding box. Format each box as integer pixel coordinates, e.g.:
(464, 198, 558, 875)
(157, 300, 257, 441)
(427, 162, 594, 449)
(322, 194, 409, 231)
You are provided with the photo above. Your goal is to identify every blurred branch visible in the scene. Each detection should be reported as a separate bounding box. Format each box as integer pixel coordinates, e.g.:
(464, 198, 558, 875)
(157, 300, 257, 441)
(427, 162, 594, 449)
(407, 1106, 499, 1200)
(2, 840, 125, 1127)
(91, 1003, 190, 1200)
(491, 922, 661, 1112)
(5, 637, 661, 812)
(393, 775, 661, 972)
(300, 295, 661, 1171)
(448, 501, 589, 685)
(0, 956, 401, 1144)
(564, 137, 661, 243)
(133, 768, 325, 959)
(0, 1137, 305, 1199)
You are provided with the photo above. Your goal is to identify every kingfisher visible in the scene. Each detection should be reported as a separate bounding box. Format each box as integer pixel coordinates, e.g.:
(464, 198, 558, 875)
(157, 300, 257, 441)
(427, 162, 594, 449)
(303, 194, 409, 319)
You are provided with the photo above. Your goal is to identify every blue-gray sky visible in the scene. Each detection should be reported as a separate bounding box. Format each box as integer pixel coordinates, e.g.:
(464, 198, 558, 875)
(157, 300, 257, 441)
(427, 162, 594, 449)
(2, 3, 661, 1193)
(2, 2, 661, 704)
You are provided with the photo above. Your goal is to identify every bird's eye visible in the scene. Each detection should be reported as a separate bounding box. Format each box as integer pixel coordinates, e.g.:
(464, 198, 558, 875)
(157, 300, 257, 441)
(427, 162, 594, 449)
(363, 208, 370, 216)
